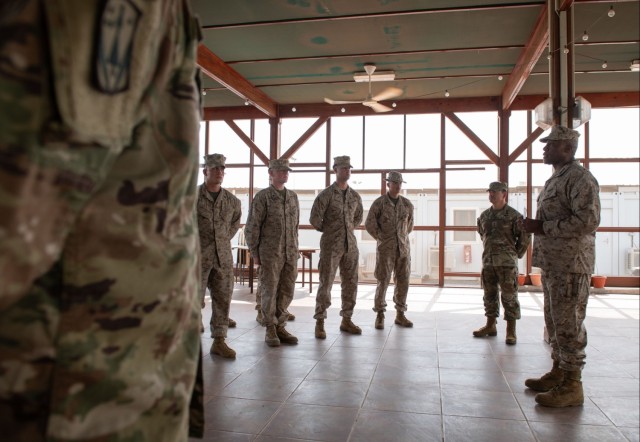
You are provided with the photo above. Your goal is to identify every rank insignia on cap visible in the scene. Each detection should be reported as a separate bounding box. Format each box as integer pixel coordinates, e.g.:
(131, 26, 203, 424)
(94, 0, 141, 94)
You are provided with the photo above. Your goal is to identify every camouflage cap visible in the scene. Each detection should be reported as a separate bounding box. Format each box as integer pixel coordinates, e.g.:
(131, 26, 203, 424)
(540, 125, 580, 142)
(486, 181, 508, 192)
(333, 155, 353, 168)
(201, 153, 226, 168)
(269, 158, 293, 171)
(386, 171, 406, 183)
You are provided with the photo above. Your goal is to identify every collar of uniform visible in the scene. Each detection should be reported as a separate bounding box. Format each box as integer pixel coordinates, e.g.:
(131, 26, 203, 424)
(331, 182, 350, 193)
(551, 159, 580, 179)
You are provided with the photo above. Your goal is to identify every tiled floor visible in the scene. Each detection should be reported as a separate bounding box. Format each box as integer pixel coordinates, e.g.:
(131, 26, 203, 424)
(193, 283, 639, 442)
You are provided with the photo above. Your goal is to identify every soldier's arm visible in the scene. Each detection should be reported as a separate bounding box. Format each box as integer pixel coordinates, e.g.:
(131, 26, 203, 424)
(543, 176, 601, 238)
(353, 194, 364, 226)
(309, 191, 327, 231)
(365, 200, 380, 239)
(229, 197, 242, 238)
(406, 200, 414, 234)
(513, 212, 531, 258)
(244, 195, 265, 257)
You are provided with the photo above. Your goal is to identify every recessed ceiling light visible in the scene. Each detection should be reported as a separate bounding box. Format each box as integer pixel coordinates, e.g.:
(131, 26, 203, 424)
(631, 60, 640, 72)
(353, 71, 396, 82)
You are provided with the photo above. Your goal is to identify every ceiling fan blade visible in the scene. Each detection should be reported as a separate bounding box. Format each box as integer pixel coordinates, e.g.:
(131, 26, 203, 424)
(364, 101, 393, 113)
(371, 87, 402, 102)
(324, 97, 364, 105)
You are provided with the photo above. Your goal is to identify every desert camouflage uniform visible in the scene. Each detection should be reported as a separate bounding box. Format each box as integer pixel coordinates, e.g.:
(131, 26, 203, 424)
(245, 186, 299, 326)
(310, 183, 363, 319)
(533, 160, 600, 371)
(477, 204, 530, 320)
(365, 194, 414, 313)
(0, 0, 204, 440)
(196, 185, 241, 337)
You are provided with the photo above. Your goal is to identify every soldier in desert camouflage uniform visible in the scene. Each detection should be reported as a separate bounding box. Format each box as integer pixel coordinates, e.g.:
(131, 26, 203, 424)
(522, 125, 600, 408)
(197, 154, 242, 358)
(311, 156, 364, 338)
(473, 181, 530, 345)
(365, 171, 415, 330)
(245, 159, 299, 346)
(0, 0, 204, 439)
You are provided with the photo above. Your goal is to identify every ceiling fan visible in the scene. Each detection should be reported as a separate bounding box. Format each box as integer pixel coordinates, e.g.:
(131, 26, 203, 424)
(324, 64, 402, 113)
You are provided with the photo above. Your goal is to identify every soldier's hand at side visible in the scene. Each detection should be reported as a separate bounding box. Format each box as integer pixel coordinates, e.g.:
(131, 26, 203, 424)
(521, 217, 544, 234)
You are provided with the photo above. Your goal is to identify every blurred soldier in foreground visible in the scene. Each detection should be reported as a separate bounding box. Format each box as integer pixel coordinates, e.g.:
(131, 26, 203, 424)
(0, 0, 204, 439)
(245, 159, 299, 347)
(522, 125, 601, 407)
(310, 156, 364, 338)
(473, 181, 530, 344)
(197, 154, 241, 358)
(365, 171, 415, 329)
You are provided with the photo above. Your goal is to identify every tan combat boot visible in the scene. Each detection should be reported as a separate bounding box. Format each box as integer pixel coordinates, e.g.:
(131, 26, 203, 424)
(340, 317, 362, 334)
(535, 370, 584, 407)
(524, 361, 564, 392)
(375, 312, 385, 329)
(315, 319, 326, 339)
(228, 318, 237, 328)
(473, 317, 497, 337)
(287, 311, 296, 321)
(210, 337, 236, 359)
(256, 309, 263, 325)
(276, 324, 299, 344)
(265, 325, 280, 347)
(395, 312, 413, 328)
(505, 319, 517, 345)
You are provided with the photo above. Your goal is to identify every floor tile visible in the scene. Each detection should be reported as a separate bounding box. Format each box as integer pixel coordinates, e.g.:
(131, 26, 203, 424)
(261, 404, 359, 442)
(349, 409, 442, 442)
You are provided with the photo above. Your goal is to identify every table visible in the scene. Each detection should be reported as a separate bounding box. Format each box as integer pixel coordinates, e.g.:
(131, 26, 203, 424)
(299, 247, 319, 293)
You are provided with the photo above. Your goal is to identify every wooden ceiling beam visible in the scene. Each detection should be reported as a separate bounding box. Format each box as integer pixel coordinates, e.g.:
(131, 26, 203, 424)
(197, 45, 277, 118)
(501, 4, 549, 110)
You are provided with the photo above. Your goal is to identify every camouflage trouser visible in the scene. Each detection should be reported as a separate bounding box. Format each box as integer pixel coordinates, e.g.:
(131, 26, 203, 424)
(0, 1, 203, 440)
(542, 271, 590, 371)
(255, 265, 262, 310)
(314, 246, 359, 319)
(373, 250, 410, 313)
(202, 249, 234, 338)
(260, 256, 297, 326)
(481, 266, 521, 320)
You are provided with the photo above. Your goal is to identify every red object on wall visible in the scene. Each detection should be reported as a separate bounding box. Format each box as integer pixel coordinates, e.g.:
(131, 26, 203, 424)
(463, 245, 472, 264)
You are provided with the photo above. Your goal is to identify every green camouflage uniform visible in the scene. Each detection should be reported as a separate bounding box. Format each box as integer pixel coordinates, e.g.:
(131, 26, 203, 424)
(196, 185, 241, 337)
(365, 194, 414, 313)
(310, 183, 363, 320)
(0, 0, 204, 440)
(477, 204, 530, 320)
(245, 186, 299, 327)
(533, 160, 600, 371)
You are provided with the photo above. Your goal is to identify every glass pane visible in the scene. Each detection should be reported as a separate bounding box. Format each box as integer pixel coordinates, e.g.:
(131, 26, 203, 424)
(456, 111, 498, 153)
(446, 166, 497, 190)
(281, 118, 327, 163)
(589, 163, 639, 187)
(508, 110, 530, 157)
(364, 114, 404, 170)
(287, 170, 327, 191)
(252, 165, 269, 193)
(208, 120, 252, 163)
(254, 119, 271, 157)
(406, 114, 442, 168)
(589, 108, 640, 158)
(597, 185, 640, 228)
(331, 116, 363, 168)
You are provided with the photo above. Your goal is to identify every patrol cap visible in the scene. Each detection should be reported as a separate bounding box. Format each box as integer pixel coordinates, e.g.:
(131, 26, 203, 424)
(539, 125, 580, 142)
(386, 171, 406, 183)
(333, 155, 353, 168)
(202, 153, 226, 168)
(269, 158, 293, 171)
(486, 181, 508, 192)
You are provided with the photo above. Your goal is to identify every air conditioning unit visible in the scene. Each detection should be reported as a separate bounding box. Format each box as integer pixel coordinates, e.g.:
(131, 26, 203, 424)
(428, 246, 456, 279)
(626, 248, 640, 273)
